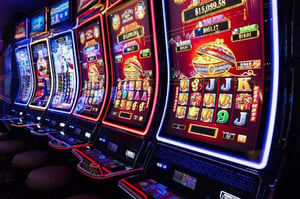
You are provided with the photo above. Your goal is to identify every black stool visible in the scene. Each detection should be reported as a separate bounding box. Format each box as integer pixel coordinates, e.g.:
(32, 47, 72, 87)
(65, 194, 101, 199)
(0, 140, 24, 184)
(0, 140, 24, 156)
(12, 150, 50, 169)
(11, 149, 50, 183)
(25, 165, 73, 198)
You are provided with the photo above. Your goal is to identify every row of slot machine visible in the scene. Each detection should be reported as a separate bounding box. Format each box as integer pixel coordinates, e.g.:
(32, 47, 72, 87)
(2, 0, 294, 198)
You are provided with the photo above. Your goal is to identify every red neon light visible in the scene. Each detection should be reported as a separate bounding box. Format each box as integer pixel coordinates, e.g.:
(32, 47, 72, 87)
(119, 179, 148, 199)
(73, 14, 109, 122)
(102, 0, 160, 136)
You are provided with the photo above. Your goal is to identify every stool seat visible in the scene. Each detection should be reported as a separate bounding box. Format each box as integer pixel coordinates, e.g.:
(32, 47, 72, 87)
(0, 140, 24, 155)
(26, 165, 72, 191)
(12, 150, 50, 168)
(0, 132, 7, 140)
(65, 194, 101, 199)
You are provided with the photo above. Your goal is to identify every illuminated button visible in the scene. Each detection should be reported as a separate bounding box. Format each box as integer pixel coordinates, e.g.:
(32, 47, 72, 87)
(90, 163, 98, 168)
(237, 134, 247, 143)
(152, 193, 161, 198)
(139, 181, 148, 186)
(157, 188, 167, 195)
(219, 191, 241, 199)
(142, 187, 151, 192)
(157, 184, 167, 189)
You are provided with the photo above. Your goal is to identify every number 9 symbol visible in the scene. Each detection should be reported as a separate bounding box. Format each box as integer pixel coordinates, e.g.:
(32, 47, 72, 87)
(216, 110, 229, 124)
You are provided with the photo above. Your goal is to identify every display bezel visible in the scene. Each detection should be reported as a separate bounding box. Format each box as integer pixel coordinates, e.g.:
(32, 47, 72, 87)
(156, 0, 279, 169)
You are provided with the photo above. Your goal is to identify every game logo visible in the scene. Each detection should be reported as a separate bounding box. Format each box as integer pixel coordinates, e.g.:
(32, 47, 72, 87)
(103, 0, 158, 135)
(14, 45, 34, 105)
(49, 31, 77, 112)
(73, 17, 107, 120)
(29, 39, 53, 109)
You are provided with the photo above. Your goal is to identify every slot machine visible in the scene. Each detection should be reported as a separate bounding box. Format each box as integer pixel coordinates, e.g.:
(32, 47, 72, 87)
(28, 0, 80, 136)
(0, 19, 34, 122)
(47, 0, 109, 149)
(71, 0, 166, 180)
(10, 7, 54, 128)
(118, 0, 295, 198)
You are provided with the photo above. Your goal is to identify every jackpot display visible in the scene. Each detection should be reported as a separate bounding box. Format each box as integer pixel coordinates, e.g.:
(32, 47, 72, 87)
(14, 45, 34, 105)
(103, 0, 158, 135)
(158, 0, 275, 168)
(49, 31, 77, 112)
(29, 39, 53, 109)
(73, 17, 107, 120)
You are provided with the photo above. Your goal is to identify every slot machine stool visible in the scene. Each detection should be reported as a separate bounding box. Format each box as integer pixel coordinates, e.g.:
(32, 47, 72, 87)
(25, 165, 73, 197)
(0, 131, 7, 140)
(0, 140, 24, 156)
(65, 194, 101, 199)
(11, 150, 50, 182)
(0, 140, 24, 184)
(11, 150, 50, 168)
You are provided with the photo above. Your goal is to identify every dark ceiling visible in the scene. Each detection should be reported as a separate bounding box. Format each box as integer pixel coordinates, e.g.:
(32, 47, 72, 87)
(0, 0, 56, 43)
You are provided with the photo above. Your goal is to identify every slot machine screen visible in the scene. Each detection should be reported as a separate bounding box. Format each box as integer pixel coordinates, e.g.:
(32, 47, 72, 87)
(29, 39, 53, 109)
(14, 45, 34, 105)
(76, 0, 99, 15)
(50, 0, 71, 27)
(73, 17, 107, 121)
(102, 0, 158, 135)
(15, 19, 28, 40)
(49, 31, 77, 113)
(30, 8, 48, 37)
(157, 0, 277, 169)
